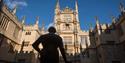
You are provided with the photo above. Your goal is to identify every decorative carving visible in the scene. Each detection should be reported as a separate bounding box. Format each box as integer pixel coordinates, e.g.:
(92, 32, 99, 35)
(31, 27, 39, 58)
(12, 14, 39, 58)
(62, 7, 73, 13)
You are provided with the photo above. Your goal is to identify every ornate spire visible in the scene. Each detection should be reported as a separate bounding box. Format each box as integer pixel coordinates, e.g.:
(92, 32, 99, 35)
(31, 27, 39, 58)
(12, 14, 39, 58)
(35, 16, 39, 25)
(120, 2, 125, 13)
(75, 0, 78, 13)
(41, 20, 45, 32)
(55, 0, 60, 14)
(75, 0, 79, 22)
(111, 16, 116, 23)
(56, 0, 60, 8)
(22, 16, 26, 24)
(89, 23, 93, 32)
(95, 16, 101, 34)
(95, 16, 99, 25)
(111, 16, 116, 29)
(12, 5, 17, 15)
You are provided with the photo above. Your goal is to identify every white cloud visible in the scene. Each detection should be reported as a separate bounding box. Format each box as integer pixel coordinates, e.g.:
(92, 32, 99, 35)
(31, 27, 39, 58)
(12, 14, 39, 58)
(5, 0, 27, 9)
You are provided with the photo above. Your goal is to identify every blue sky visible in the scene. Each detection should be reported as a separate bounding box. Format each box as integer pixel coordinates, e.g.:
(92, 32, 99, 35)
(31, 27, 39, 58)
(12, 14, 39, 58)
(5, 0, 125, 30)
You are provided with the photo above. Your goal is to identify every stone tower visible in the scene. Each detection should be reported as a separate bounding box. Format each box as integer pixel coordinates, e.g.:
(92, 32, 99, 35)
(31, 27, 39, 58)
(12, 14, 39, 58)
(54, 0, 89, 55)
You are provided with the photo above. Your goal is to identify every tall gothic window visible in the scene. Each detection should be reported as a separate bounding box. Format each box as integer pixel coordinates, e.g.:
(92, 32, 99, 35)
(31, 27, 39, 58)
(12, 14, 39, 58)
(63, 36, 72, 45)
(0, 16, 9, 30)
(80, 36, 88, 47)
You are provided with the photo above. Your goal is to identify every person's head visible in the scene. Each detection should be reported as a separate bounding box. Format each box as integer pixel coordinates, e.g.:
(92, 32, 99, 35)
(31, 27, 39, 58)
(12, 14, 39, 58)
(48, 26, 56, 33)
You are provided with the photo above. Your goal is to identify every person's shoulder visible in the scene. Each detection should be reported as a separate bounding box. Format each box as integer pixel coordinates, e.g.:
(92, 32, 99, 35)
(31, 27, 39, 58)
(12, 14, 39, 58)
(55, 34, 60, 37)
(55, 34, 62, 39)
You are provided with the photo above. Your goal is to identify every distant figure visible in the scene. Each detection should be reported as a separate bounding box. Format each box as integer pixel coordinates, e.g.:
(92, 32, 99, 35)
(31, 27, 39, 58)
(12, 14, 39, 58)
(32, 26, 70, 63)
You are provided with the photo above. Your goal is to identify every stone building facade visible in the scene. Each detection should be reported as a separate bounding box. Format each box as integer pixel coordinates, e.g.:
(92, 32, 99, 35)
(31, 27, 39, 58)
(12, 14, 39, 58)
(0, 0, 22, 63)
(54, 0, 90, 55)
(54, 0, 90, 62)
(17, 16, 42, 63)
(1, 0, 125, 63)
(83, 3, 125, 63)
(0, 0, 41, 63)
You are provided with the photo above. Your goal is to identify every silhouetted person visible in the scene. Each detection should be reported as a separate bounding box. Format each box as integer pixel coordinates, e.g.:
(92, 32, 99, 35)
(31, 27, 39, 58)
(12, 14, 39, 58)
(32, 26, 70, 63)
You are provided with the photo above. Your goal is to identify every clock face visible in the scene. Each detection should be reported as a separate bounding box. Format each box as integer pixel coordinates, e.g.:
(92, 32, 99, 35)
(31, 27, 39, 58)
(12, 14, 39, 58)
(62, 14, 73, 31)
(64, 14, 72, 23)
